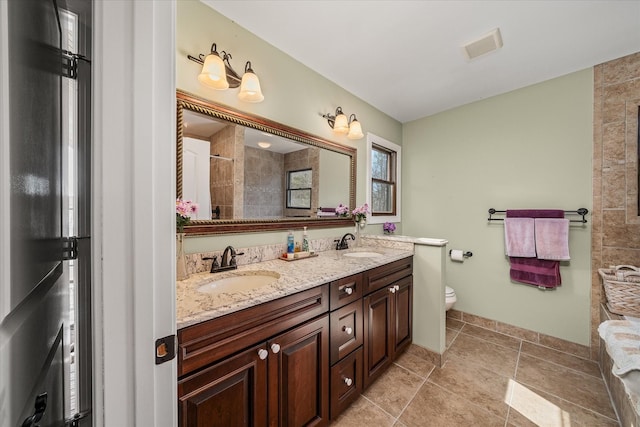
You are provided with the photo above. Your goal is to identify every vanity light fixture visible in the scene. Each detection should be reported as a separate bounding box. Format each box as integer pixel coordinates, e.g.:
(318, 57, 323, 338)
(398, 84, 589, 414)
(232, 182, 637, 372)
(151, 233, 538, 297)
(188, 43, 264, 103)
(321, 107, 364, 140)
(347, 114, 363, 140)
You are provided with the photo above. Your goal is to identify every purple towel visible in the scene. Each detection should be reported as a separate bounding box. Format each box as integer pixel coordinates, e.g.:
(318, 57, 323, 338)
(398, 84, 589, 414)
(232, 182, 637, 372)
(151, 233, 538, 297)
(506, 210, 564, 289)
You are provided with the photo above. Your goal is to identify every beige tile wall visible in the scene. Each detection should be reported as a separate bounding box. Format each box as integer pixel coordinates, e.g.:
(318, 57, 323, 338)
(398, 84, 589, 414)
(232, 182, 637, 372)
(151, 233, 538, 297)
(592, 52, 640, 359)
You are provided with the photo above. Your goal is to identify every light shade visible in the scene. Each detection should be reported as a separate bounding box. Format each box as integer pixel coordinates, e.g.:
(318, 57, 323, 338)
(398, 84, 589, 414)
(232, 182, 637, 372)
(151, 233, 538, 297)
(333, 109, 349, 134)
(238, 62, 264, 103)
(197, 48, 229, 90)
(347, 115, 364, 140)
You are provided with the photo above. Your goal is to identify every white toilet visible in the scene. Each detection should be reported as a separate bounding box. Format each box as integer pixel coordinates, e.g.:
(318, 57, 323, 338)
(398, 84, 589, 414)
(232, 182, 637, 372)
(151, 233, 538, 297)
(445, 286, 457, 311)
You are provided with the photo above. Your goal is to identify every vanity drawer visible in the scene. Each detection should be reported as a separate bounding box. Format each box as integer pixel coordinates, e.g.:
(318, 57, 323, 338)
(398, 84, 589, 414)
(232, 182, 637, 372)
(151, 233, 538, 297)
(178, 284, 329, 377)
(363, 257, 413, 295)
(329, 273, 362, 310)
(330, 299, 363, 365)
(330, 346, 362, 420)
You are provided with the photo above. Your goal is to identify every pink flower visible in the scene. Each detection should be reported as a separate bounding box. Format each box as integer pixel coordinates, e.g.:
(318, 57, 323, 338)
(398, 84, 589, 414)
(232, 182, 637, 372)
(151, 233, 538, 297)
(176, 199, 199, 232)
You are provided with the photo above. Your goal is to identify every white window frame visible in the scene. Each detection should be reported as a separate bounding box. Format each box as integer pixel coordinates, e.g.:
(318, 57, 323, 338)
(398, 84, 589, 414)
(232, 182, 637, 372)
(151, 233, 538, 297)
(366, 133, 401, 224)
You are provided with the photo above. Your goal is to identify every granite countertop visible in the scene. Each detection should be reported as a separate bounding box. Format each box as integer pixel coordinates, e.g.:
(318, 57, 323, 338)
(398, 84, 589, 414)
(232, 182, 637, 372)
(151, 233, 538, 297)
(176, 246, 414, 329)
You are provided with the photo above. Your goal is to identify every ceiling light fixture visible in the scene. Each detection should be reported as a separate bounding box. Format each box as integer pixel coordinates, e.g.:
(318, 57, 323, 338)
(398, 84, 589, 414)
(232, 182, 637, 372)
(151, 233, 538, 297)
(257, 142, 271, 149)
(188, 43, 264, 103)
(321, 107, 364, 140)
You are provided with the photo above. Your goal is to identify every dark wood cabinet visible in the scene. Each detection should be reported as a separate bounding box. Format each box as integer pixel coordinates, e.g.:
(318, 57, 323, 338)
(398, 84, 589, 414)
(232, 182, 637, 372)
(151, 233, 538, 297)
(268, 315, 329, 427)
(363, 259, 413, 389)
(178, 343, 268, 427)
(178, 257, 413, 426)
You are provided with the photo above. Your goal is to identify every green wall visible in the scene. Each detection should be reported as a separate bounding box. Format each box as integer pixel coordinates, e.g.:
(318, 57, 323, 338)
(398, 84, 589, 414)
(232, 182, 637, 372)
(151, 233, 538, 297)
(178, 1, 595, 345)
(403, 69, 593, 345)
(177, 0, 402, 251)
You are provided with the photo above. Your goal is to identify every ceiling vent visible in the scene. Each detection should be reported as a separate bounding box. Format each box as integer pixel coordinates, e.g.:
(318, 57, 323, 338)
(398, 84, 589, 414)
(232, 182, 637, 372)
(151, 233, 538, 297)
(462, 28, 503, 60)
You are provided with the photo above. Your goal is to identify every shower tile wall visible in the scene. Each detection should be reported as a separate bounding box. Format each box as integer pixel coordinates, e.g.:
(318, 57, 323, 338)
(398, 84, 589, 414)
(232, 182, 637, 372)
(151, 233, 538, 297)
(210, 125, 244, 219)
(592, 51, 640, 359)
(244, 146, 284, 218)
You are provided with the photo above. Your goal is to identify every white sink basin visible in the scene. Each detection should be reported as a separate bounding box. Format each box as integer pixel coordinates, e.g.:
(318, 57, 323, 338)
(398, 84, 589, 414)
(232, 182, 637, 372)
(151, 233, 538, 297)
(343, 251, 383, 258)
(197, 271, 280, 294)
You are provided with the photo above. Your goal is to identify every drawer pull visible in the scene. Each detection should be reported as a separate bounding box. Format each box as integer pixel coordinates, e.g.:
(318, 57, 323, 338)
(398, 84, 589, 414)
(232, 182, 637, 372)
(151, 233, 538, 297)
(342, 326, 353, 335)
(343, 377, 353, 387)
(271, 343, 281, 354)
(257, 349, 269, 360)
(343, 286, 353, 295)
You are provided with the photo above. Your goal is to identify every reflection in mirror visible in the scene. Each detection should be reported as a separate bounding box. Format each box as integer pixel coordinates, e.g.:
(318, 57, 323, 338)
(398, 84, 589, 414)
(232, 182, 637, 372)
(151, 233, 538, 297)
(177, 91, 356, 234)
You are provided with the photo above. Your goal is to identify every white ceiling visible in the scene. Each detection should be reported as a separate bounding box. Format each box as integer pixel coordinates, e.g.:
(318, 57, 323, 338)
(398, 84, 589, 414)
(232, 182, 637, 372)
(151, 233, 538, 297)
(202, 0, 640, 123)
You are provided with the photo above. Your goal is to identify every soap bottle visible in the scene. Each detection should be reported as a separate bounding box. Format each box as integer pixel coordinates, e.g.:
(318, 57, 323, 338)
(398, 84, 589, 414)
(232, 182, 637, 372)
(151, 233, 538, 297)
(287, 230, 295, 254)
(302, 226, 309, 252)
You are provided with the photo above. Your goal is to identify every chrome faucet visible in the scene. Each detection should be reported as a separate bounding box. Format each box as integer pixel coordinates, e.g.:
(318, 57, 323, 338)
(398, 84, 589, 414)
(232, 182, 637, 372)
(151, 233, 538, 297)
(203, 245, 244, 273)
(335, 233, 355, 250)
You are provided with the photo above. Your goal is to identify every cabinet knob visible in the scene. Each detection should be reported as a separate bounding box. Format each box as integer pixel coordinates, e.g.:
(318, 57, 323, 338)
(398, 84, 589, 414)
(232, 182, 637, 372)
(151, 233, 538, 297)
(257, 348, 268, 360)
(389, 286, 396, 294)
(395, 285, 400, 291)
(271, 343, 281, 354)
(343, 377, 353, 387)
(343, 286, 353, 295)
(343, 326, 353, 335)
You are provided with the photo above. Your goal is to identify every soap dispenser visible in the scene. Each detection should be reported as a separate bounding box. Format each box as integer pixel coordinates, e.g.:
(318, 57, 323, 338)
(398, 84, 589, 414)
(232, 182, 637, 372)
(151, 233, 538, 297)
(287, 230, 295, 254)
(302, 226, 309, 252)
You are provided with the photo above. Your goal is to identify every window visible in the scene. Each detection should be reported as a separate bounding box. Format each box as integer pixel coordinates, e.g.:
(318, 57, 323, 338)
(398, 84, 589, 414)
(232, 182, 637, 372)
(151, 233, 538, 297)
(366, 133, 401, 224)
(286, 168, 312, 209)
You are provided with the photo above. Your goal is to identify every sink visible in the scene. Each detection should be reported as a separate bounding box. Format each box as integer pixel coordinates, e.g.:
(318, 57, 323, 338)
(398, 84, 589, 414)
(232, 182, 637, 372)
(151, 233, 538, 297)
(343, 251, 383, 258)
(197, 271, 280, 294)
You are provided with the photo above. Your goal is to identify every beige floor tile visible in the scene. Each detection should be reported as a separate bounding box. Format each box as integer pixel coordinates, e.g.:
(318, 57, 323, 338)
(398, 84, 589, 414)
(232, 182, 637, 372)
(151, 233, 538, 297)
(445, 317, 464, 330)
(363, 364, 424, 417)
(330, 395, 395, 427)
(394, 348, 436, 379)
(516, 353, 616, 419)
(520, 341, 602, 378)
(429, 354, 511, 419)
(445, 327, 459, 348)
(461, 323, 522, 350)
(399, 382, 505, 427)
(447, 332, 519, 378)
(506, 381, 619, 427)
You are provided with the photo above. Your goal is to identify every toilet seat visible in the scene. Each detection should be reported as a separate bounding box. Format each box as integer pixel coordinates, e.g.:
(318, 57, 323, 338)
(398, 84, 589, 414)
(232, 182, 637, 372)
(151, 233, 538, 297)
(445, 286, 455, 296)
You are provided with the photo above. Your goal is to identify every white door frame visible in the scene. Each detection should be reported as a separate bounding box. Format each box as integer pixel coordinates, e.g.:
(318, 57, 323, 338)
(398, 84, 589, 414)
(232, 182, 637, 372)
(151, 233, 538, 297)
(93, 2, 176, 426)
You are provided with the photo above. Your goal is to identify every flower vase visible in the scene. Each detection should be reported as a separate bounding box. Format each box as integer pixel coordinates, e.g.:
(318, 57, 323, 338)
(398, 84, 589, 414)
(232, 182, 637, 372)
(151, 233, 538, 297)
(176, 232, 189, 281)
(354, 218, 366, 246)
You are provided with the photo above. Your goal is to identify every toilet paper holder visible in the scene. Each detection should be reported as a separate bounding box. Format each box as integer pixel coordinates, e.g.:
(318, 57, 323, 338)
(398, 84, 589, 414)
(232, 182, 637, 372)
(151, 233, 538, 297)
(449, 250, 473, 258)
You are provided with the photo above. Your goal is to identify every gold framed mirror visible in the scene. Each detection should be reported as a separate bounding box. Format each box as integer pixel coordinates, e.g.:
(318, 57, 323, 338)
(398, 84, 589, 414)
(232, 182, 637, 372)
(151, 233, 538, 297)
(177, 90, 357, 235)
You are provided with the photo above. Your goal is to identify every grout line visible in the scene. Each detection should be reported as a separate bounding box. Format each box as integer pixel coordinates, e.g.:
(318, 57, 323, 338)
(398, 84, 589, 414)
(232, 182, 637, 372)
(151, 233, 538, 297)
(394, 376, 428, 424)
(358, 394, 401, 425)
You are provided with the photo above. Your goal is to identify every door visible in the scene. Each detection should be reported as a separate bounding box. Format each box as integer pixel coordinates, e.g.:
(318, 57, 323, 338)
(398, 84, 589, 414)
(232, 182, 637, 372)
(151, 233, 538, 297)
(363, 287, 393, 388)
(183, 137, 213, 220)
(268, 315, 329, 427)
(0, 0, 90, 425)
(177, 343, 268, 427)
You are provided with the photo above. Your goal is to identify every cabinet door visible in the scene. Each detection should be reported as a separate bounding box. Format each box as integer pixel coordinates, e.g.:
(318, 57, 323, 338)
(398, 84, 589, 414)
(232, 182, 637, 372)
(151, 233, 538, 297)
(363, 286, 393, 389)
(394, 275, 413, 355)
(178, 343, 268, 427)
(268, 315, 329, 427)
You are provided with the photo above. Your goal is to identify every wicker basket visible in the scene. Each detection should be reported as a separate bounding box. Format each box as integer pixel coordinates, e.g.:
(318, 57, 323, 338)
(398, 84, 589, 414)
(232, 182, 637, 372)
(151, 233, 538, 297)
(599, 265, 640, 317)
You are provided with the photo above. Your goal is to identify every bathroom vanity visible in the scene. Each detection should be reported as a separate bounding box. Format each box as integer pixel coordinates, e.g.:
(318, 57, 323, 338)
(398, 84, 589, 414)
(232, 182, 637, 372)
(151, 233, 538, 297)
(176, 250, 413, 426)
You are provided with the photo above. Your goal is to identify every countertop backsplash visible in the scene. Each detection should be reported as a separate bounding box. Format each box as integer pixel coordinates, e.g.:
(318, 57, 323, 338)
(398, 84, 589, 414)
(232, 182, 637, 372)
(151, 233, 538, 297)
(185, 236, 351, 275)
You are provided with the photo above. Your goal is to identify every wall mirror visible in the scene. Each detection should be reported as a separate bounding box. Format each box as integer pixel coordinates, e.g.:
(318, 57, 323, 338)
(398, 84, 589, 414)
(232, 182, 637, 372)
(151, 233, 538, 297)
(177, 90, 356, 234)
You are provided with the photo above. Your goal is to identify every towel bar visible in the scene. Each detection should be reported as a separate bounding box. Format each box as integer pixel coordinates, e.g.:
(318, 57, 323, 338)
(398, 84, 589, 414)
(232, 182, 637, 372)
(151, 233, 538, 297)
(487, 208, 588, 223)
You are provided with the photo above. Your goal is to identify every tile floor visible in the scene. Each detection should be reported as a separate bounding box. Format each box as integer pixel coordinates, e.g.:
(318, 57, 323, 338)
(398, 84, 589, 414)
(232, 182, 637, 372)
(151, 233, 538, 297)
(331, 320, 619, 426)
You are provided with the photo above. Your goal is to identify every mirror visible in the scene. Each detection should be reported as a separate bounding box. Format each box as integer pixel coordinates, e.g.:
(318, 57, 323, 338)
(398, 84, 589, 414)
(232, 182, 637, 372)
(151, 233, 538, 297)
(177, 90, 356, 234)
